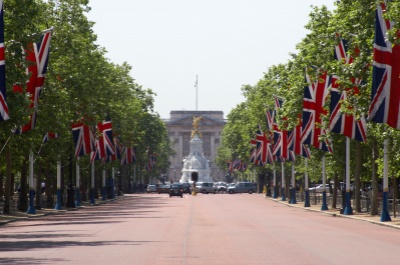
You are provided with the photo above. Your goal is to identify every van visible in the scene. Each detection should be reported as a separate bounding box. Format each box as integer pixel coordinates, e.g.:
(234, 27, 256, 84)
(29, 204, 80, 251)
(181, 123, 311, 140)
(228, 182, 256, 194)
(195, 182, 216, 194)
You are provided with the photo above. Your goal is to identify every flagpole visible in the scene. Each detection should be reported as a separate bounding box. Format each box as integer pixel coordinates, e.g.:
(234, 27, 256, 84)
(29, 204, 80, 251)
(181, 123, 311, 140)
(321, 156, 329, 210)
(75, 158, 81, 207)
(344, 137, 353, 214)
(290, 163, 297, 204)
(272, 164, 277, 198)
(304, 158, 310, 207)
(281, 162, 286, 201)
(54, 160, 62, 210)
(381, 138, 391, 221)
(102, 169, 106, 201)
(26, 151, 36, 214)
(111, 167, 115, 199)
(195, 75, 198, 111)
(90, 161, 95, 205)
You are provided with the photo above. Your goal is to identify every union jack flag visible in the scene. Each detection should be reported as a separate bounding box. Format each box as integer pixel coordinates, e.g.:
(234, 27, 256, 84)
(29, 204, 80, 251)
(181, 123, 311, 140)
(289, 115, 311, 158)
(265, 109, 274, 134)
(329, 37, 367, 142)
(91, 138, 105, 162)
(146, 154, 156, 171)
(272, 97, 291, 159)
(106, 137, 122, 162)
(368, 3, 400, 129)
(227, 160, 234, 174)
(97, 119, 115, 156)
(121, 146, 136, 165)
(15, 29, 53, 133)
(256, 127, 274, 165)
(42, 132, 59, 143)
(0, 1, 8, 121)
(72, 123, 95, 157)
(302, 67, 332, 152)
(249, 139, 258, 165)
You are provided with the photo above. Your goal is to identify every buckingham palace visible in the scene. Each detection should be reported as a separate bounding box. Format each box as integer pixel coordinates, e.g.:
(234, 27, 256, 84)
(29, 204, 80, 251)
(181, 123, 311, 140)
(164, 110, 226, 182)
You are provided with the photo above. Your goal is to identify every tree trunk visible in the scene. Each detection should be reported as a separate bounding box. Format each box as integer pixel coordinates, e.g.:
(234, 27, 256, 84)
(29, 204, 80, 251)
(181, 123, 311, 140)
(371, 139, 379, 215)
(19, 153, 29, 212)
(0, 173, 4, 198)
(354, 141, 362, 212)
(35, 167, 42, 209)
(3, 147, 12, 214)
(44, 166, 54, 208)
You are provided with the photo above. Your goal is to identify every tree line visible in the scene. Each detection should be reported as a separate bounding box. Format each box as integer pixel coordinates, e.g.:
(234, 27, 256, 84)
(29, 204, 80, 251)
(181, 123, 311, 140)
(216, 0, 400, 215)
(0, 0, 172, 213)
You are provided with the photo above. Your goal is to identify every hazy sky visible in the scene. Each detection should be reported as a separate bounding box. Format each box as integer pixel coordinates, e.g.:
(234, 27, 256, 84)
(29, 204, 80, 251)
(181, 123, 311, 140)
(86, 0, 336, 119)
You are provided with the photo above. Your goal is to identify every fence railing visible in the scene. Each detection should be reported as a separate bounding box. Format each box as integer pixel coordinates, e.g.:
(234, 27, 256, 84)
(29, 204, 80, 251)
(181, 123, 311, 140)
(290, 191, 400, 216)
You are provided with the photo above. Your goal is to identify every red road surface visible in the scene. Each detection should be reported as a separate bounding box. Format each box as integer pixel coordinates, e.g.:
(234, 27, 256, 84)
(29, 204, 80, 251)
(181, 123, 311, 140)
(1, 193, 399, 265)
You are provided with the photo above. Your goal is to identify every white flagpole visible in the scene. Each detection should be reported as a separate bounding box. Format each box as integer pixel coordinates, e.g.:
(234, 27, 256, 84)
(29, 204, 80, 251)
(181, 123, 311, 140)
(381, 138, 391, 221)
(343, 137, 352, 214)
(27, 151, 36, 214)
(75, 158, 81, 206)
(195, 75, 198, 111)
(281, 162, 286, 201)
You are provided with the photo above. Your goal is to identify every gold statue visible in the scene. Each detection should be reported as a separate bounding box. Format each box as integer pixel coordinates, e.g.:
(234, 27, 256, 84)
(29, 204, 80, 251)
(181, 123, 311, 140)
(192, 116, 202, 129)
(191, 116, 203, 138)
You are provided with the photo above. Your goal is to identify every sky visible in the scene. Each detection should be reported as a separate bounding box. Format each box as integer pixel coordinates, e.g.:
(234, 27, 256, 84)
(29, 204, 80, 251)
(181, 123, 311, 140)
(86, 0, 336, 119)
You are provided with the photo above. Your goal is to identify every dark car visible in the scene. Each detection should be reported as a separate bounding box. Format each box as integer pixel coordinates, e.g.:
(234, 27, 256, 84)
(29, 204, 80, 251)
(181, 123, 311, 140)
(169, 183, 183, 198)
(181, 183, 192, 194)
(228, 182, 256, 194)
(157, 184, 171, 194)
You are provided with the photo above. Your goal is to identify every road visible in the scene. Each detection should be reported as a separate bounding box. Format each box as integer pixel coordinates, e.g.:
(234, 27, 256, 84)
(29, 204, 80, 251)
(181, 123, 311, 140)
(0, 193, 399, 265)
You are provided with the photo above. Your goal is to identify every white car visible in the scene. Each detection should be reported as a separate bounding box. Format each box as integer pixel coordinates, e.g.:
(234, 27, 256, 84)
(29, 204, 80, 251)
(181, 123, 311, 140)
(309, 184, 330, 193)
(146, 184, 157, 193)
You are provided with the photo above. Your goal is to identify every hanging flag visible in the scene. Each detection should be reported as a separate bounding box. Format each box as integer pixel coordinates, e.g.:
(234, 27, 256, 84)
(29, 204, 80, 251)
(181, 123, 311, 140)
(42, 132, 59, 143)
(91, 139, 105, 162)
(14, 28, 53, 133)
(368, 3, 400, 129)
(329, 37, 367, 142)
(226, 160, 234, 174)
(0, 1, 8, 121)
(302, 67, 333, 152)
(289, 114, 311, 158)
(72, 123, 95, 157)
(121, 146, 135, 165)
(249, 138, 258, 165)
(97, 119, 115, 156)
(272, 97, 291, 159)
(255, 127, 274, 165)
(106, 137, 122, 162)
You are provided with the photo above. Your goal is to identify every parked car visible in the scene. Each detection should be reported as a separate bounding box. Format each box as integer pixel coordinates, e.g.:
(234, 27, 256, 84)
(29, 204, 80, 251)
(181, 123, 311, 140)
(181, 183, 192, 194)
(228, 182, 256, 194)
(216, 183, 227, 193)
(146, 184, 157, 193)
(309, 184, 330, 193)
(226, 183, 236, 189)
(157, 185, 171, 194)
(169, 183, 183, 198)
(195, 182, 216, 194)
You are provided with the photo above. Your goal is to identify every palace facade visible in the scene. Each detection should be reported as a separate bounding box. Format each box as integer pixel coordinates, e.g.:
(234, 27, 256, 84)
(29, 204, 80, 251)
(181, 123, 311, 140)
(164, 110, 226, 182)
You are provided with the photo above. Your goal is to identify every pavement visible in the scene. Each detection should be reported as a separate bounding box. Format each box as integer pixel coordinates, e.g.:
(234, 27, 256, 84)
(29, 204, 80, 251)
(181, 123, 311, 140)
(2, 194, 400, 230)
(0, 197, 120, 226)
(267, 195, 400, 230)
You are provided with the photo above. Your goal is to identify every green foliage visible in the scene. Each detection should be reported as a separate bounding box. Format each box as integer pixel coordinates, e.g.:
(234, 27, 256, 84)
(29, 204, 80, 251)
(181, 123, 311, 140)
(218, 0, 400, 184)
(0, 0, 170, 182)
